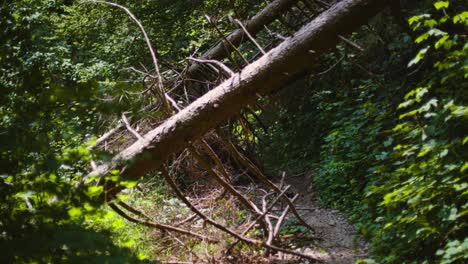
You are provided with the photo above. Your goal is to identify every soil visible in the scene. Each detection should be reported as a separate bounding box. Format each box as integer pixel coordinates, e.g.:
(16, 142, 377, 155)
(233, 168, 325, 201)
(276, 171, 369, 264)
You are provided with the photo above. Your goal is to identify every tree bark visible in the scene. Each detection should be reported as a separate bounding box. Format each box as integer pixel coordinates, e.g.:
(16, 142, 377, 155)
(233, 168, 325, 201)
(90, 0, 389, 181)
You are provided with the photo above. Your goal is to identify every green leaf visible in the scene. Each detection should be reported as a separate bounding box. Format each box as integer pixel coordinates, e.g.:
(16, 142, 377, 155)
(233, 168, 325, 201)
(453, 11, 468, 24)
(460, 163, 468, 173)
(87, 186, 103, 197)
(68, 207, 83, 219)
(415, 32, 429, 43)
(434, 1, 449, 10)
(408, 46, 430, 67)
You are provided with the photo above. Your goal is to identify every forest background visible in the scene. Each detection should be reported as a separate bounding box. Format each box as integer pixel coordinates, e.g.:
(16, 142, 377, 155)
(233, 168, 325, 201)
(0, 0, 466, 263)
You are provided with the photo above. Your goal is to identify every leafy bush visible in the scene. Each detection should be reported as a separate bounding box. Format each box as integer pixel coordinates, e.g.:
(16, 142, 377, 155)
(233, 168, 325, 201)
(259, 1, 467, 263)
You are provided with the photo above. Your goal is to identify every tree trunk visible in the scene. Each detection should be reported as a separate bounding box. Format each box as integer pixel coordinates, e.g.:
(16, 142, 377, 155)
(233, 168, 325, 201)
(90, 0, 389, 181)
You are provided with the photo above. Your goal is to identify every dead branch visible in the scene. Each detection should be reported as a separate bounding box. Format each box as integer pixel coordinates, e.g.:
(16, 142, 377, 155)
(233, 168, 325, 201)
(122, 113, 145, 142)
(87, 122, 123, 150)
(166, 231, 202, 262)
(338, 35, 364, 52)
(274, 194, 299, 237)
(89, 0, 388, 185)
(314, 53, 345, 76)
(187, 57, 235, 77)
(199, 139, 231, 182)
(233, 18, 266, 55)
(165, 93, 183, 112)
(108, 202, 215, 242)
(227, 186, 290, 254)
(216, 132, 316, 232)
(205, 15, 250, 65)
(88, 0, 170, 111)
(117, 200, 151, 220)
(241, 186, 291, 236)
(188, 144, 262, 215)
(160, 166, 321, 262)
(174, 214, 198, 227)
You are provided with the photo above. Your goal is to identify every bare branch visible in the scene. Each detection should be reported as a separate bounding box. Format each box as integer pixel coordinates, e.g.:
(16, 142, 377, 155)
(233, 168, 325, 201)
(188, 144, 262, 215)
(87, 122, 123, 150)
(108, 202, 215, 242)
(338, 35, 364, 52)
(216, 131, 316, 233)
(241, 186, 291, 236)
(204, 15, 249, 65)
(165, 93, 183, 112)
(88, 0, 170, 111)
(314, 54, 345, 76)
(160, 166, 320, 262)
(187, 57, 235, 77)
(233, 18, 266, 55)
(122, 113, 145, 142)
(274, 194, 299, 237)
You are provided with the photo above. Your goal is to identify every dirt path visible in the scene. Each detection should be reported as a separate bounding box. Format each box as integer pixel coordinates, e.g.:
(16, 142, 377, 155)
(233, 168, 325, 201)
(280, 171, 368, 264)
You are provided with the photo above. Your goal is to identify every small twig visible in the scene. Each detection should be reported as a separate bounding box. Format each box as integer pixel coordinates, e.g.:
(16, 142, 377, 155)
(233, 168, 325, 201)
(279, 171, 286, 190)
(241, 186, 290, 236)
(187, 57, 235, 77)
(108, 202, 215, 242)
(124, 86, 153, 96)
(274, 194, 299, 237)
(314, 54, 345, 76)
(272, 208, 316, 212)
(126, 66, 157, 78)
(86, 122, 123, 150)
(188, 145, 262, 215)
(122, 113, 145, 142)
(233, 18, 266, 55)
(264, 25, 287, 41)
(216, 131, 316, 233)
(338, 35, 364, 52)
(205, 15, 249, 65)
(89, 0, 170, 112)
(161, 167, 320, 262)
(166, 231, 202, 262)
(174, 214, 198, 227)
(161, 165, 253, 241)
(165, 93, 182, 112)
(117, 201, 151, 220)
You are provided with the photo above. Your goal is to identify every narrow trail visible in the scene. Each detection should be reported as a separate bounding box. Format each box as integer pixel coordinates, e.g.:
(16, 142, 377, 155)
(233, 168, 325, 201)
(281, 171, 368, 264)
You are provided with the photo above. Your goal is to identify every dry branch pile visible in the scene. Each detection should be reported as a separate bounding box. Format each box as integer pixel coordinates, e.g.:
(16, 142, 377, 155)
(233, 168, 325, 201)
(85, 0, 388, 262)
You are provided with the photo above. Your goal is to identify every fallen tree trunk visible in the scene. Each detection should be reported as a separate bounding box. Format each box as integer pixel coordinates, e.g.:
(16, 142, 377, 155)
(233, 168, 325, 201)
(91, 0, 388, 181)
(89, 0, 300, 150)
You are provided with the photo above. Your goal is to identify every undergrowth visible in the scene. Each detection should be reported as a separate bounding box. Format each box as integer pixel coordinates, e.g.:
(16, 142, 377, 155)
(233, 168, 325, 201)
(258, 2, 467, 263)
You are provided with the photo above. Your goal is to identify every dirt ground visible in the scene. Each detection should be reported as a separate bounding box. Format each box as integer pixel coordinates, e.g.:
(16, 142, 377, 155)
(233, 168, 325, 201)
(276, 171, 369, 264)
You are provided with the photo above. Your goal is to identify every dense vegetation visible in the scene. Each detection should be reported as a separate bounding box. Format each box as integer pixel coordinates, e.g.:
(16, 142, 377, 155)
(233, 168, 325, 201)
(260, 1, 467, 263)
(1, 0, 466, 263)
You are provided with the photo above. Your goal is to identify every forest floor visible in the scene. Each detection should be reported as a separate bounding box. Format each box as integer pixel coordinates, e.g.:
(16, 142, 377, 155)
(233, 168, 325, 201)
(276, 171, 369, 264)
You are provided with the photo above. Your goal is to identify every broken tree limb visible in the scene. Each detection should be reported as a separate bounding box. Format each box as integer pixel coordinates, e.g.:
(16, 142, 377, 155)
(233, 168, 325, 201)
(188, 0, 300, 74)
(108, 202, 215, 242)
(160, 166, 321, 262)
(188, 144, 263, 216)
(216, 131, 316, 232)
(90, 0, 388, 189)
